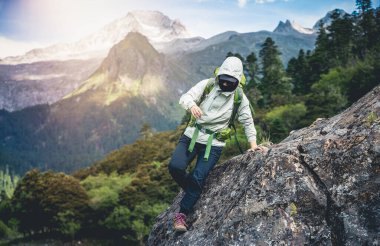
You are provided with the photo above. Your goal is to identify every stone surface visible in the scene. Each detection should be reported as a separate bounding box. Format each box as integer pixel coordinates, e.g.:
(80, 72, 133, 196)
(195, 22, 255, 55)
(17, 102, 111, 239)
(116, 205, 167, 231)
(147, 86, 380, 245)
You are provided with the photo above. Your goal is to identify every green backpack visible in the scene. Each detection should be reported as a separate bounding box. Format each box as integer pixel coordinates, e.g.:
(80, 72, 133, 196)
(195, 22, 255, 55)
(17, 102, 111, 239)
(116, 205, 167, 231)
(184, 67, 255, 160)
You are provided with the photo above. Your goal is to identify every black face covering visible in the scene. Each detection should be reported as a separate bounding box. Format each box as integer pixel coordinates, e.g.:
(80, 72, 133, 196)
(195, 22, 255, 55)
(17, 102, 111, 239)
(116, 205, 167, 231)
(218, 74, 239, 92)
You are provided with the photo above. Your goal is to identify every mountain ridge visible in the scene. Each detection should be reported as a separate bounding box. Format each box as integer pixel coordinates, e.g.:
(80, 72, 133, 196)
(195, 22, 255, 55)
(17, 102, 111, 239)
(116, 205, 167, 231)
(0, 10, 190, 64)
(273, 19, 316, 35)
(0, 9, 341, 65)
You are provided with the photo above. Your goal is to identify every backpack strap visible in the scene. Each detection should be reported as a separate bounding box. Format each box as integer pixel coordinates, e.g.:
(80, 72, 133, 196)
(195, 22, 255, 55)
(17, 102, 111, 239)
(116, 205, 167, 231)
(188, 78, 215, 126)
(228, 87, 244, 154)
(181, 78, 215, 137)
(198, 78, 215, 105)
(228, 87, 243, 128)
(186, 78, 216, 160)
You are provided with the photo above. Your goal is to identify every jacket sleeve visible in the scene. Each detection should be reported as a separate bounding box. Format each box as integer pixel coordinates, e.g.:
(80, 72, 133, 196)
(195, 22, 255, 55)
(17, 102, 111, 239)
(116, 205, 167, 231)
(237, 93, 257, 143)
(179, 79, 210, 111)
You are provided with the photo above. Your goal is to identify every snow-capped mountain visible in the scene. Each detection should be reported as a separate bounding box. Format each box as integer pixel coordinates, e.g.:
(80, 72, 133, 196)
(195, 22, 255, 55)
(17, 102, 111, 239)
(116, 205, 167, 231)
(1, 10, 191, 64)
(313, 9, 348, 30)
(273, 20, 316, 35)
(273, 9, 348, 36)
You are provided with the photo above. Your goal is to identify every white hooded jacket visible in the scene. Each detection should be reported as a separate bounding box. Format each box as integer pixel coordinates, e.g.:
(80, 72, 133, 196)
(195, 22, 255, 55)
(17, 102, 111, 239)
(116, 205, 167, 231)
(179, 57, 257, 147)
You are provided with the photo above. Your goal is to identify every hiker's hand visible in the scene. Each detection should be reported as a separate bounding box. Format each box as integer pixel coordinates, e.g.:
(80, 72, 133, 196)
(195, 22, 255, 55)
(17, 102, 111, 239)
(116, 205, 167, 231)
(190, 105, 203, 119)
(249, 143, 268, 153)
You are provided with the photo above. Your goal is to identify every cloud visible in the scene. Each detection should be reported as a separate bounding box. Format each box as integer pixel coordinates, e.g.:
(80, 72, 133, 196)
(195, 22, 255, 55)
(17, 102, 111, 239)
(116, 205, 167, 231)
(238, 0, 248, 7)
(255, 0, 275, 3)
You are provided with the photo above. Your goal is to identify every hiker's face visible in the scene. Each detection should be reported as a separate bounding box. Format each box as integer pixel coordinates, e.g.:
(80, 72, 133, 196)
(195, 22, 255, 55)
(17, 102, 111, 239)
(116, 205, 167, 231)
(218, 74, 239, 92)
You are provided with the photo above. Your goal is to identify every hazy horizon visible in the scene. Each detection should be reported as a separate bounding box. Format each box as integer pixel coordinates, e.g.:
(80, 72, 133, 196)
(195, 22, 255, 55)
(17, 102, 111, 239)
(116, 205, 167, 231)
(0, 0, 377, 58)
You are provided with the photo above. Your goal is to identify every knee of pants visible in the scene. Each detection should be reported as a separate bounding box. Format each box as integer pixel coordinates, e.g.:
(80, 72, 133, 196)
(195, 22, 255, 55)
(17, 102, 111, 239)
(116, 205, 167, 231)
(188, 174, 203, 191)
(168, 162, 184, 174)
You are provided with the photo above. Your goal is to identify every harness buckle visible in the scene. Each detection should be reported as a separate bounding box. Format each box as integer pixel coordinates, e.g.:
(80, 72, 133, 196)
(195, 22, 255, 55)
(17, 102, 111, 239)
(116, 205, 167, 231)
(199, 127, 207, 134)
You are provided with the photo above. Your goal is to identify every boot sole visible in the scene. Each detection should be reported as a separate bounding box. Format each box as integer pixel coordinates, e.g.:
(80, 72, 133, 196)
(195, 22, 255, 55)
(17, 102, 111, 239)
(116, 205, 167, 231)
(174, 227, 187, 232)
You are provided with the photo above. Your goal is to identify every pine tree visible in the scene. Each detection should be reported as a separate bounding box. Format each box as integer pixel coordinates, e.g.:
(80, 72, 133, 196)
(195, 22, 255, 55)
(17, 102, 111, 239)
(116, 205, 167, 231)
(307, 21, 331, 82)
(258, 37, 292, 107)
(245, 52, 259, 86)
(226, 52, 245, 62)
(286, 49, 311, 95)
(356, 0, 372, 13)
(244, 52, 263, 108)
(353, 0, 377, 57)
(327, 11, 354, 66)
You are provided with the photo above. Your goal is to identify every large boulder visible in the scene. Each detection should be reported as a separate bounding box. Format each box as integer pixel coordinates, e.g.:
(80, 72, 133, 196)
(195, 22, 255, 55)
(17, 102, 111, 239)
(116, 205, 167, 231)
(148, 86, 380, 245)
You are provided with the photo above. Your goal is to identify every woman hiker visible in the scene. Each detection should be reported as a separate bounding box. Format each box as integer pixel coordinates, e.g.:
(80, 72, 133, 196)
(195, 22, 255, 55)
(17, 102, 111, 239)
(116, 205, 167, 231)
(168, 56, 266, 232)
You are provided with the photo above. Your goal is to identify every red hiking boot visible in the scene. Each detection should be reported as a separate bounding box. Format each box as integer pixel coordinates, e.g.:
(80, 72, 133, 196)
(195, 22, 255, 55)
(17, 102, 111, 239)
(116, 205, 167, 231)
(173, 212, 188, 232)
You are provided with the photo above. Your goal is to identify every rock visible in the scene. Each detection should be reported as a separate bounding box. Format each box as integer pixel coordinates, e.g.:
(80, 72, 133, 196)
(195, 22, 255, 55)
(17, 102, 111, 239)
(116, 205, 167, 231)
(147, 86, 380, 246)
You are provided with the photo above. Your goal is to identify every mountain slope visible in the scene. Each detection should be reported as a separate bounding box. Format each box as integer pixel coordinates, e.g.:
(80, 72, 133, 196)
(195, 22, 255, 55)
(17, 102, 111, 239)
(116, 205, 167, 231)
(148, 85, 380, 245)
(63, 32, 166, 103)
(0, 58, 102, 111)
(0, 32, 186, 174)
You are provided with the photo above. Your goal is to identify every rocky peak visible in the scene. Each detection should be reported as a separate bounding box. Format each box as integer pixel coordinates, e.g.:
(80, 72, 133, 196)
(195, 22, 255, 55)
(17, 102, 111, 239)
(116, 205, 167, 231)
(97, 32, 163, 81)
(62, 32, 166, 102)
(274, 19, 315, 35)
(148, 85, 380, 245)
(126, 10, 190, 41)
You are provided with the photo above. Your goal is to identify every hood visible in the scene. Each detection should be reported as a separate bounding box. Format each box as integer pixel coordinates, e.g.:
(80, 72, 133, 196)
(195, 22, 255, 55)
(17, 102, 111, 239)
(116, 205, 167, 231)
(216, 56, 243, 82)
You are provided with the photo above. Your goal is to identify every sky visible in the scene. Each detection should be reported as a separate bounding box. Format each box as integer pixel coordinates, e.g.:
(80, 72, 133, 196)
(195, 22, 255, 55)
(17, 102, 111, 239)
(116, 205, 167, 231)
(0, 0, 378, 57)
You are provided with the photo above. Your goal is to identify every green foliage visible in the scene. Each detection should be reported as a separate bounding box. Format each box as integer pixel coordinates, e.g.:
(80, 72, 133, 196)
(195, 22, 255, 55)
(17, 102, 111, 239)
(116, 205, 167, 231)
(305, 67, 352, 123)
(139, 123, 155, 140)
(130, 201, 168, 244)
(120, 161, 177, 210)
(345, 53, 380, 103)
(0, 167, 19, 201)
(80, 171, 133, 211)
(356, 0, 373, 12)
(11, 169, 90, 235)
(220, 124, 249, 159)
(226, 51, 245, 62)
(287, 49, 312, 95)
(102, 206, 132, 231)
(72, 127, 180, 243)
(366, 112, 378, 126)
(55, 210, 81, 239)
(73, 129, 181, 180)
(289, 202, 297, 216)
(353, 1, 378, 57)
(326, 11, 354, 66)
(264, 103, 307, 142)
(0, 220, 13, 239)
